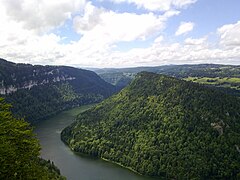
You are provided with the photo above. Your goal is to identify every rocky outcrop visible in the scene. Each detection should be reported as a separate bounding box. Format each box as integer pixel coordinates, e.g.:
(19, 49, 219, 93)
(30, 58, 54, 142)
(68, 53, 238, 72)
(0, 75, 76, 95)
(211, 120, 229, 136)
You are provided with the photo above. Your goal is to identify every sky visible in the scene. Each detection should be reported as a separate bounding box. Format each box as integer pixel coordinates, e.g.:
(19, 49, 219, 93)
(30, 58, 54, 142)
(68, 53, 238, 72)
(0, 0, 240, 68)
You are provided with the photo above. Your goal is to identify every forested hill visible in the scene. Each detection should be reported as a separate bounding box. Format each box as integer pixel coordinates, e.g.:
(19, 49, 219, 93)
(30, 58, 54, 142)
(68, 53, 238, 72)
(95, 64, 240, 96)
(0, 58, 116, 123)
(62, 72, 240, 179)
(0, 98, 65, 179)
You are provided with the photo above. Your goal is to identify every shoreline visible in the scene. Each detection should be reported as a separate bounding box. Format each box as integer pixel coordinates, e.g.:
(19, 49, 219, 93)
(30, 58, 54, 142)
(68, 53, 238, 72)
(66, 144, 158, 179)
(100, 157, 143, 176)
(65, 143, 144, 176)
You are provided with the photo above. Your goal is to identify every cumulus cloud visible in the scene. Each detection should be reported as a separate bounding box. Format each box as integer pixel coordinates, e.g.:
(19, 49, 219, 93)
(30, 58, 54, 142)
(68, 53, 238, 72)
(105, 38, 240, 67)
(73, 2, 179, 44)
(184, 37, 207, 45)
(1, 0, 86, 33)
(0, 0, 69, 64)
(154, 36, 164, 44)
(105, 0, 197, 11)
(218, 21, 240, 47)
(73, 2, 102, 33)
(0, 0, 239, 68)
(175, 22, 195, 36)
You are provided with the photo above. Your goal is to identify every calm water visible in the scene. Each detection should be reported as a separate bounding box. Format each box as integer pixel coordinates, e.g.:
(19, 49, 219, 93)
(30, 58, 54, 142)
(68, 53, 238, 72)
(34, 105, 153, 180)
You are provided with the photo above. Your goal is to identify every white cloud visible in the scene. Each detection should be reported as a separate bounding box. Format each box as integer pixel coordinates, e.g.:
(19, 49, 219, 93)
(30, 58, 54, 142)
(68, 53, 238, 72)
(73, 2, 179, 44)
(154, 36, 164, 44)
(184, 37, 207, 45)
(175, 22, 195, 36)
(218, 21, 240, 47)
(1, 0, 86, 33)
(0, 3, 68, 64)
(62, 2, 180, 67)
(105, 39, 240, 67)
(106, 0, 197, 11)
(0, 1, 239, 68)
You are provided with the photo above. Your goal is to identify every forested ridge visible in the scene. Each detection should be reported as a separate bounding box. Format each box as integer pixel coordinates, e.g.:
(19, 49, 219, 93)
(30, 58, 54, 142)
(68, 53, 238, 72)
(62, 72, 240, 179)
(96, 64, 240, 96)
(0, 98, 65, 179)
(0, 58, 116, 123)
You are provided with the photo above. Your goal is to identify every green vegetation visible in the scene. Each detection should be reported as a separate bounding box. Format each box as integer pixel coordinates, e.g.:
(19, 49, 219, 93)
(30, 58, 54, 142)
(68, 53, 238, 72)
(63, 104, 97, 117)
(0, 98, 65, 179)
(184, 77, 240, 97)
(184, 77, 240, 90)
(95, 64, 240, 80)
(99, 72, 133, 90)
(0, 58, 116, 123)
(62, 72, 240, 179)
(6, 82, 104, 123)
(95, 64, 240, 95)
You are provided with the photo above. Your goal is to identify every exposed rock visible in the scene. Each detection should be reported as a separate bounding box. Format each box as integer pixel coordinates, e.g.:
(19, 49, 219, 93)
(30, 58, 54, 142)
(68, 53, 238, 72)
(0, 75, 76, 95)
(211, 120, 226, 136)
(235, 145, 240, 153)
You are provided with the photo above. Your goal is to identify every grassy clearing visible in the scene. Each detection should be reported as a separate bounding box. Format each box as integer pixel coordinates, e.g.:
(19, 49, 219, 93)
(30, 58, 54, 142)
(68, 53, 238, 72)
(184, 77, 240, 90)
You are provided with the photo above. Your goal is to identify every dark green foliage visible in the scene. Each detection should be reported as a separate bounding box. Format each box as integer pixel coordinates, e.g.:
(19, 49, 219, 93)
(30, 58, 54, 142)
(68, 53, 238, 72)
(62, 72, 240, 179)
(0, 98, 65, 179)
(99, 72, 133, 90)
(95, 64, 240, 79)
(6, 82, 104, 123)
(0, 58, 116, 123)
(95, 64, 240, 96)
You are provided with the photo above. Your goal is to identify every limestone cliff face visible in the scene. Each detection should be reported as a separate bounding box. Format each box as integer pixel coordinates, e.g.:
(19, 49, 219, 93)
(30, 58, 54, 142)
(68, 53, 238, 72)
(0, 73, 76, 94)
(0, 58, 116, 123)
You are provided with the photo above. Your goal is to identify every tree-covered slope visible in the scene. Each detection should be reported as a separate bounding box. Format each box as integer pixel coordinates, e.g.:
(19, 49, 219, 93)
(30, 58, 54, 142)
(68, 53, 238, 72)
(96, 64, 240, 96)
(0, 58, 116, 123)
(62, 72, 240, 179)
(0, 98, 65, 179)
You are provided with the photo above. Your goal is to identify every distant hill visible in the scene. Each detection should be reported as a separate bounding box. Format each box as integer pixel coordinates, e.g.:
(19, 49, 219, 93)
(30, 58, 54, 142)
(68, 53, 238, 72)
(95, 64, 240, 96)
(62, 72, 240, 179)
(0, 58, 116, 123)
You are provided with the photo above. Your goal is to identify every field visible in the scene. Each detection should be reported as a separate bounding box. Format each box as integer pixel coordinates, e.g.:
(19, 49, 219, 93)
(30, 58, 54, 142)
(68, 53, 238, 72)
(184, 77, 240, 90)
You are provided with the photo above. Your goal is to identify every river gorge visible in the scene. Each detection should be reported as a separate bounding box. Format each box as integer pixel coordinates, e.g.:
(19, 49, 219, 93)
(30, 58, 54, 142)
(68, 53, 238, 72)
(34, 105, 153, 180)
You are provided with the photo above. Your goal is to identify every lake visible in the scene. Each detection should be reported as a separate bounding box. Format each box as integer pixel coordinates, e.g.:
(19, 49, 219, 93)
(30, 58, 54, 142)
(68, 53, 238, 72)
(34, 105, 153, 180)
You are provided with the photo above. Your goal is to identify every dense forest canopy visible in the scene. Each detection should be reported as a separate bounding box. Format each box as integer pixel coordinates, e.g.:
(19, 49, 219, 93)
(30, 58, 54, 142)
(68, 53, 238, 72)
(0, 58, 116, 123)
(96, 64, 240, 96)
(62, 72, 240, 179)
(0, 98, 65, 179)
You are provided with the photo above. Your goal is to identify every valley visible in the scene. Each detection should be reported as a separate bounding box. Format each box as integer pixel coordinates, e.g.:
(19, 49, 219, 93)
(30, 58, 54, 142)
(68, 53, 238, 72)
(35, 105, 153, 180)
(0, 58, 116, 123)
(1, 1, 240, 179)
(62, 72, 240, 179)
(95, 64, 240, 96)
(1, 59, 240, 179)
